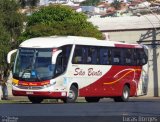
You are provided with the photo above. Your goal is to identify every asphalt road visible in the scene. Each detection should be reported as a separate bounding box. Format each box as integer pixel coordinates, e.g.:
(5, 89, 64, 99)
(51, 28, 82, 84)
(0, 98, 160, 122)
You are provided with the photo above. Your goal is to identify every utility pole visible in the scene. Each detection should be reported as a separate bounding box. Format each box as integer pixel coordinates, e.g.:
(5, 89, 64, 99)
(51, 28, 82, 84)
(152, 29, 159, 97)
(142, 1, 160, 96)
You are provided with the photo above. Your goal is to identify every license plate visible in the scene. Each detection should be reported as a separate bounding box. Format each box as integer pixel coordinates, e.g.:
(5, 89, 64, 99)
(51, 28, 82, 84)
(26, 91, 33, 95)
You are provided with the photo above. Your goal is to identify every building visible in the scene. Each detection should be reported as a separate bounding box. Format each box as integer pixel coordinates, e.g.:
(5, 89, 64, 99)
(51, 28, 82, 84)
(39, 0, 86, 6)
(88, 15, 160, 97)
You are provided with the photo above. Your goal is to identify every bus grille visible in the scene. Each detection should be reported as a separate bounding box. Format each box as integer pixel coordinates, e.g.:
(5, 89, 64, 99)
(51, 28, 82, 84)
(17, 85, 43, 90)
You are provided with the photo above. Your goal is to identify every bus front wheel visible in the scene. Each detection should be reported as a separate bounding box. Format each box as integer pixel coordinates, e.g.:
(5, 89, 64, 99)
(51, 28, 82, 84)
(63, 85, 78, 103)
(85, 97, 100, 103)
(114, 85, 130, 102)
(28, 96, 43, 103)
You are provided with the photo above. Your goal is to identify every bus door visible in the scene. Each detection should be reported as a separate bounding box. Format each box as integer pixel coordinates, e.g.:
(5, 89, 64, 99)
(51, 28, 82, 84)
(137, 64, 148, 96)
(137, 47, 149, 96)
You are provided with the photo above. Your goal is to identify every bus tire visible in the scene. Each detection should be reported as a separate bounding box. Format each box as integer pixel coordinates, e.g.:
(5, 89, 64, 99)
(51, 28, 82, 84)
(114, 85, 130, 102)
(28, 96, 43, 103)
(63, 85, 78, 103)
(85, 97, 100, 103)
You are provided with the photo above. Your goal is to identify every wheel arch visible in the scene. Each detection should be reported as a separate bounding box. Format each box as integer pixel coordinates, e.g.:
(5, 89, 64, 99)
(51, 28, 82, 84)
(67, 81, 79, 96)
(124, 82, 137, 96)
(71, 83, 79, 90)
(123, 83, 130, 97)
(63, 82, 79, 103)
(124, 83, 130, 89)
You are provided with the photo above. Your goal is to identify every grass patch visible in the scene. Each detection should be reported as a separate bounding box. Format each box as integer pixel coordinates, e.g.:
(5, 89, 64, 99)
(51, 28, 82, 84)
(0, 100, 30, 104)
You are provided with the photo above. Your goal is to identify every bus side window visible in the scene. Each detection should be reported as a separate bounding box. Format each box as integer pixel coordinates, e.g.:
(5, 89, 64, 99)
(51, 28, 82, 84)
(124, 49, 132, 65)
(92, 47, 98, 64)
(133, 49, 138, 65)
(112, 49, 121, 65)
(72, 46, 83, 64)
(74, 56, 82, 63)
(139, 49, 148, 65)
(144, 48, 148, 64)
(86, 46, 98, 64)
(100, 48, 109, 65)
(55, 53, 63, 75)
(55, 45, 72, 76)
(99, 47, 111, 65)
(61, 45, 72, 71)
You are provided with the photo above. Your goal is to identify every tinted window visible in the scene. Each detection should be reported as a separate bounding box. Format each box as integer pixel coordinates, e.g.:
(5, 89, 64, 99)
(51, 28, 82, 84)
(54, 45, 72, 77)
(112, 48, 122, 65)
(72, 45, 148, 66)
(99, 48, 111, 65)
(123, 48, 132, 65)
(86, 46, 98, 64)
(137, 48, 148, 65)
(73, 45, 99, 64)
(72, 45, 85, 64)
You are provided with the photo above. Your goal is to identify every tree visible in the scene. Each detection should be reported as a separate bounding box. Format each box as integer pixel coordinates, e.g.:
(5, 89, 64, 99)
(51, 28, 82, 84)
(0, 0, 24, 43)
(0, 22, 10, 68)
(0, 0, 24, 70)
(19, 5, 103, 42)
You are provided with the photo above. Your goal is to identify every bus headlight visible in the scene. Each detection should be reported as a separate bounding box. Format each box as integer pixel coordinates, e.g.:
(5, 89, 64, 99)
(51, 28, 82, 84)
(43, 84, 52, 88)
(43, 81, 56, 88)
(50, 80, 56, 85)
(12, 82, 18, 86)
(12, 79, 19, 86)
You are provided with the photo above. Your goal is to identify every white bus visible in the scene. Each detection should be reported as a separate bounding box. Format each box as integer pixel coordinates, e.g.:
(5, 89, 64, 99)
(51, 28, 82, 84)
(7, 36, 148, 103)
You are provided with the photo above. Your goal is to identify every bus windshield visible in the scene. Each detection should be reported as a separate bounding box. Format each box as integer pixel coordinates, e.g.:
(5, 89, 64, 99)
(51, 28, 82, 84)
(13, 48, 54, 81)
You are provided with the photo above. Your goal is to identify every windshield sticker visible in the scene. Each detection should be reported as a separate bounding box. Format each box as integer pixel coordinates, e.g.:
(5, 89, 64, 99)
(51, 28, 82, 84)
(22, 73, 31, 78)
(31, 71, 36, 76)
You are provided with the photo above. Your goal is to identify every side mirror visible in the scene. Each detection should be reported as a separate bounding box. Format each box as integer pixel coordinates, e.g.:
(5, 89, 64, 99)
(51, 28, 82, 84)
(7, 49, 17, 64)
(11, 62, 14, 72)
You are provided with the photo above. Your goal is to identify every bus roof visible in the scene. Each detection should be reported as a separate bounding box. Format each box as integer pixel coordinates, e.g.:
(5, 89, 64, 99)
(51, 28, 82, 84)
(19, 36, 142, 48)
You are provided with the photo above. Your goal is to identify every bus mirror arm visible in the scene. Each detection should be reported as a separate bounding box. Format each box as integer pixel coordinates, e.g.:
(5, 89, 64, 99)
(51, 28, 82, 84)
(52, 50, 62, 64)
(7, 49, 17, 64)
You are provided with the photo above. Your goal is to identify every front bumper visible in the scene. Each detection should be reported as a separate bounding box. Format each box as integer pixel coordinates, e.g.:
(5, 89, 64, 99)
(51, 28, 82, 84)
(12, 90, 67, 98)
(12, 84, 67, 98)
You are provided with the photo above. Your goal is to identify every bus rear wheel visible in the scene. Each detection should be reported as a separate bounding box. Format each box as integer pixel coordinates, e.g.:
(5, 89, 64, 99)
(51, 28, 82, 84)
(114, 85, 130, 102)
(85, 97, 100, 103)
(28, 96, 43, 103)
(63, 85, 78, 103)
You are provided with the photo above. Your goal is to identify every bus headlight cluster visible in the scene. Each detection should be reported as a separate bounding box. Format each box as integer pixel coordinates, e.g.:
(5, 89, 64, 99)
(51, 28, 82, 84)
(43, 84, 52, 88)
(43, 82, 56, 88)
(12, 82, 18, 86)
(50, 80, 56, 85)
(43, 85, 49, 88)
